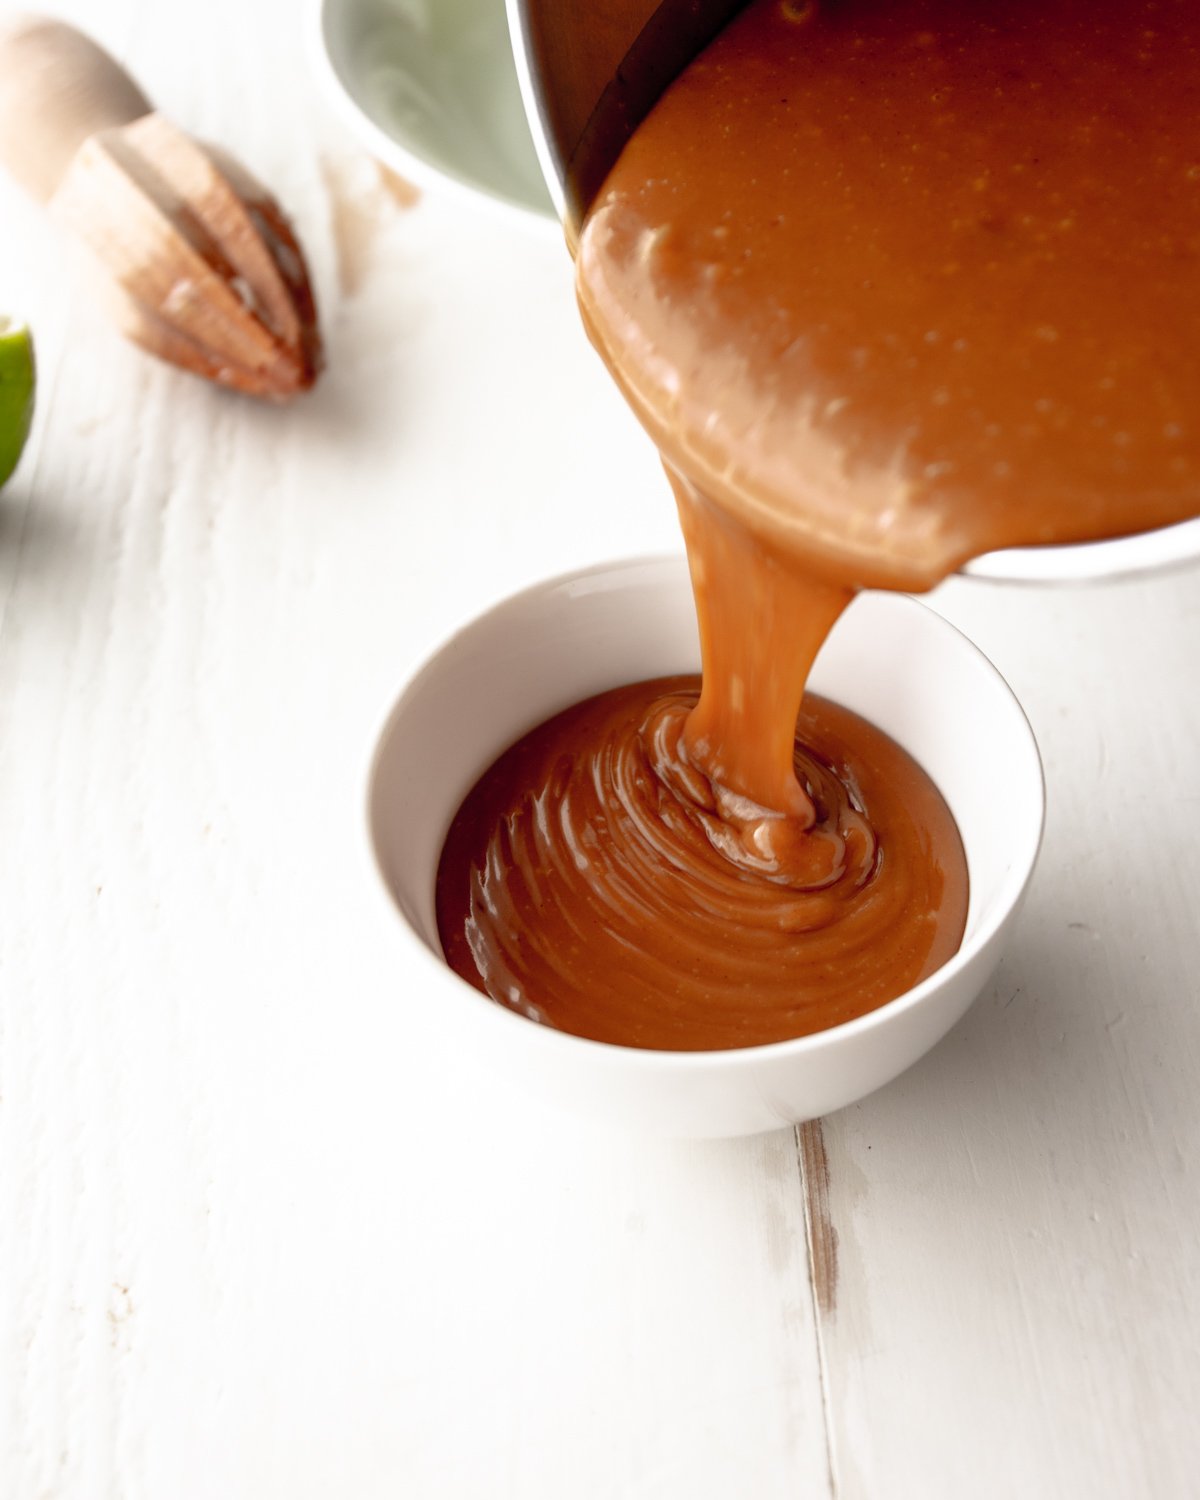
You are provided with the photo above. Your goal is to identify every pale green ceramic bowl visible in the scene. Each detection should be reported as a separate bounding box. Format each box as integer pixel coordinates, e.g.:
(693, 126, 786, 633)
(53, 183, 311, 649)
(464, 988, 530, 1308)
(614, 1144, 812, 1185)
(311, 0, 555, 228)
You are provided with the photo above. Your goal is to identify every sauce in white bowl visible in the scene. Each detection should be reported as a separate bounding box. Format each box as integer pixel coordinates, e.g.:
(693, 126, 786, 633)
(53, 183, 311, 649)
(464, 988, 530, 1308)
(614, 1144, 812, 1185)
(367, 555, 1044, 1138)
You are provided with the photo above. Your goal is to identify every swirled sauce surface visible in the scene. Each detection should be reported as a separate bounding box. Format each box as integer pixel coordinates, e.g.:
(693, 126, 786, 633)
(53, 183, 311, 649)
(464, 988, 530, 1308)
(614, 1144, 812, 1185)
(436, 672, 966, 1050)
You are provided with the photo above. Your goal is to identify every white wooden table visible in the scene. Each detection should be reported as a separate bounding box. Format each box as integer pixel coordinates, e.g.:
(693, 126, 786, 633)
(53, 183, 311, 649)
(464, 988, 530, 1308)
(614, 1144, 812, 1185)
(2, 2, 1198, 1494)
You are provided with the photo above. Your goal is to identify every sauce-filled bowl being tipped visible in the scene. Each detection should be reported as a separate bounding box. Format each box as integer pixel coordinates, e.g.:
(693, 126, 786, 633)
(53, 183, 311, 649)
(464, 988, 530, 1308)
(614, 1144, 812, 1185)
(367, 555, 1043, 1138)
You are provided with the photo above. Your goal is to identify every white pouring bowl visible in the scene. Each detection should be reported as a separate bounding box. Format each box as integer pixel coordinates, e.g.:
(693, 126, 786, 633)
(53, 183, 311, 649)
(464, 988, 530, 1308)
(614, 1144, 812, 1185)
(310, 0, 1200, 585)
(367, 555, 1044, 1138)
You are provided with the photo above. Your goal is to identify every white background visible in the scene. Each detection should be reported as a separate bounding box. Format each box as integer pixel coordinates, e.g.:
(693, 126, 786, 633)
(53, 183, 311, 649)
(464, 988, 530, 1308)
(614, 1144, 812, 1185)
(1, 1, 1198, 1494)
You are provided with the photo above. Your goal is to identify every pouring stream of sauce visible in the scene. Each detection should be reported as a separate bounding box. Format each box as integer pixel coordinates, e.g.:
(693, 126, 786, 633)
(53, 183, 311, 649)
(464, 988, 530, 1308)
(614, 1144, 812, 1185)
(437, 0, 1199, 1050)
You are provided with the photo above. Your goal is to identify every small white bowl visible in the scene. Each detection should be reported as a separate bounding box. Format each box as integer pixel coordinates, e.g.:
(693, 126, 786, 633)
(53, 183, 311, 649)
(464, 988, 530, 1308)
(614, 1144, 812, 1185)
(310, 0, 556, 230)
(367, 556, 1044, 1138)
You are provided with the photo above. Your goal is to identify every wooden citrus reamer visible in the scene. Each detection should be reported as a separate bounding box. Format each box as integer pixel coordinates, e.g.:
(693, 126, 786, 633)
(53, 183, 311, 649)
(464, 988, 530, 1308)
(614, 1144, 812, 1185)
(0, 14, 321, 399)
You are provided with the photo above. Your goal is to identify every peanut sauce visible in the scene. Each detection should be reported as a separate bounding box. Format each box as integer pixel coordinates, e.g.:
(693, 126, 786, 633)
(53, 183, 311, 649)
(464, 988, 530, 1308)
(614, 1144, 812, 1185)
(436, 0, 1200, 1050)
(436, 675, 965, 1050)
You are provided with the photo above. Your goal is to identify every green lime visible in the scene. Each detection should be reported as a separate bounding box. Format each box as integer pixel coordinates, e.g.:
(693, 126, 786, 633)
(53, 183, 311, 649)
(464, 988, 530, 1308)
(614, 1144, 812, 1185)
(0, 316, 35, 489)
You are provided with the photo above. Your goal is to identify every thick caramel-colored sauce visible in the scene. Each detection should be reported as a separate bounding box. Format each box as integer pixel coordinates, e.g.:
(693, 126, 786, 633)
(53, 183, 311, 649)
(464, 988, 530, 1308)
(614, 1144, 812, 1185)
(578, 0, 1200, 590)
(436, 676, 966, 1050)
(437, 0, 1200, 1050)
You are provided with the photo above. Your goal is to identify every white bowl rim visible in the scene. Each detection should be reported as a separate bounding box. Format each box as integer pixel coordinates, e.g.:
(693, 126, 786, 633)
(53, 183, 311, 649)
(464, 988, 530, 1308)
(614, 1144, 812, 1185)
(365, 552, 1047, 1072)
(308, 0, 558, 237)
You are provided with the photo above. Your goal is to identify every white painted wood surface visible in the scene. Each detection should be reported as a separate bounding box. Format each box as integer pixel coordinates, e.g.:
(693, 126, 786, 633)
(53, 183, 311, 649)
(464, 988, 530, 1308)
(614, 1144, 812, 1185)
(1, 1, 1197, 1495)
